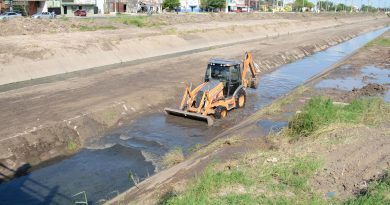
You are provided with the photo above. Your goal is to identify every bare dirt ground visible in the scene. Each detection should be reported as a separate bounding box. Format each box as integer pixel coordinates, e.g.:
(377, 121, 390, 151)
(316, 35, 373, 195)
(0, 13, 389, 182)
(106, 30, 390, 205)
(0, 12, 381, 36)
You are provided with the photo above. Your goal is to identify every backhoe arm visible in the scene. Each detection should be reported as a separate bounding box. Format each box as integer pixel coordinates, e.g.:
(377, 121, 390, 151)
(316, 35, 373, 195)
(241, 52, 258, 88)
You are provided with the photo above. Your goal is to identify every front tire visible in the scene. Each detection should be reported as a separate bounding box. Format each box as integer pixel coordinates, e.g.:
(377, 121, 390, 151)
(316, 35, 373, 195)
(214, 106, 227, 119)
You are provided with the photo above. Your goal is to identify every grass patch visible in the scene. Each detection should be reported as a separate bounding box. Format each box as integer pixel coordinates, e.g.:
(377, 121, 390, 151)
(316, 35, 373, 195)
(288, 97, 387, 138)
(79, 25, 117, 31)
(363, 37, 390, 49)
(161, 166, 253, 205)
(344, 170, 390, 205)
(161, 154, 325, 205)
(112, 16, 147, 27)
(163, 147, 184, 167)
(189, 143, 202, 153)
(66, 139, 79, 152)
(111, 15, 166, 27)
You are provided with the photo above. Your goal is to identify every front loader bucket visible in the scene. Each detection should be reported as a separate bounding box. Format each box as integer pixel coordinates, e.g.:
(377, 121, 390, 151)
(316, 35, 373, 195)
(164, 108, 214, 126)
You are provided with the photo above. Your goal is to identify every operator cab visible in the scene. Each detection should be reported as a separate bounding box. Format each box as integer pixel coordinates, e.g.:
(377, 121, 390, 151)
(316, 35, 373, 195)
(204, 59, 242, 97)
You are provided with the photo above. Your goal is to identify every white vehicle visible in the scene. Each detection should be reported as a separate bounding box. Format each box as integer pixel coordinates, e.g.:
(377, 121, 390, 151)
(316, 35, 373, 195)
(32, 12, 55, 19)
(0, 12, 22, 20)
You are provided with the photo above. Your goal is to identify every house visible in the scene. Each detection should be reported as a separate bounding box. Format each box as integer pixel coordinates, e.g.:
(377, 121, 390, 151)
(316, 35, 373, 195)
(179, 0, 200, 12)
(228, 0, 259, 12)
(0, 0, 6, 13)
(61, 0, 97, 15)
(12, 0, 49, 15)
(47, 0, 61, 14)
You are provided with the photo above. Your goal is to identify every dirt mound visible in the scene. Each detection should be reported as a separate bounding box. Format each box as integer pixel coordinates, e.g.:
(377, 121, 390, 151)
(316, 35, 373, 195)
(351, 83, 389, 96)
(342, 83, 389, 101)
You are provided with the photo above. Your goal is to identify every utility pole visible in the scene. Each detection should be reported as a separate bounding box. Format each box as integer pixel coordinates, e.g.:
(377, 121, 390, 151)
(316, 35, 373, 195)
(351, 0, 353, 12)
(319, 0, 322, 12)
(326, 0, 329, 12)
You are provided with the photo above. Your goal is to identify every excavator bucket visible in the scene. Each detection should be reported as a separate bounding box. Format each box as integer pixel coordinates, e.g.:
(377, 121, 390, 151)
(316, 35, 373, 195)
(164, 108, 214, 126)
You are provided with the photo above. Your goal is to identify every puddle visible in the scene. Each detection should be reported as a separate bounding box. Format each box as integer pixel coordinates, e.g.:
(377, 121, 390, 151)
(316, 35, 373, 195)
(315, 65, 390, 101)
(1, 27, 389, 204)
(256, 120, 288, 134)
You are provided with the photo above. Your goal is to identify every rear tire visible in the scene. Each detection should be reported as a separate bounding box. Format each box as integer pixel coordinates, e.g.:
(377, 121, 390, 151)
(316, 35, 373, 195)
(214, 106, 227, 119)
(235, 89, 246, 109)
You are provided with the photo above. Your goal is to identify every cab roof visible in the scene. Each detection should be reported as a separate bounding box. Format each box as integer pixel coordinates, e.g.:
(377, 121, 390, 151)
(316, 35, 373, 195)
(208, 58, 241, 66)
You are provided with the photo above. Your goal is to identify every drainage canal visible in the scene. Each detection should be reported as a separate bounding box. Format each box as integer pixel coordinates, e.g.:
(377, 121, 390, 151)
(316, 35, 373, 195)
(0, 27, 388, 205)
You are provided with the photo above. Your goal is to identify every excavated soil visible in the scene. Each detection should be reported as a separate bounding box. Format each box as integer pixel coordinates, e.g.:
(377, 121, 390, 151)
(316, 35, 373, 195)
(350, 83, 388, 96)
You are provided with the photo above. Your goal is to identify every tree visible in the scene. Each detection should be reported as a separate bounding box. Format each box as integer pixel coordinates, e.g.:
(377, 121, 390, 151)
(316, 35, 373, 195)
(361, 4, 377, 12)
(162, 0, 180, 11)
(335, 3, 351, 12)
(200, 0, 225, 11)
(293, 0, 314, 12)
(208, 0, 225, 10)
(317, 1, 335, 11)
(200, 0, 209, 10)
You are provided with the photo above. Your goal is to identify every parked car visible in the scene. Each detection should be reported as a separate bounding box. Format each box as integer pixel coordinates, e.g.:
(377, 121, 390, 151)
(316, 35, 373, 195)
(32, 12, 55, 19)
(74, 10, 87, 17)
(0, 12, 22, 20)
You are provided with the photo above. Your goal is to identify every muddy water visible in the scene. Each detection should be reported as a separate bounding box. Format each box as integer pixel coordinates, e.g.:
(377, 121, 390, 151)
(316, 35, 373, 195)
(315, 65, 390, 101)
(1, 27, 388, 205)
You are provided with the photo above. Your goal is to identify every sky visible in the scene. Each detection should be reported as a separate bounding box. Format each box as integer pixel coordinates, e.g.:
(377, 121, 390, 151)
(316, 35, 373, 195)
(305, 0, 390, 8)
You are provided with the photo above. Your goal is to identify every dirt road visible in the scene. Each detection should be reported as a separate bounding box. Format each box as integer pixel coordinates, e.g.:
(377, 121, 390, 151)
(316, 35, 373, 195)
(0, 15, 389, 180)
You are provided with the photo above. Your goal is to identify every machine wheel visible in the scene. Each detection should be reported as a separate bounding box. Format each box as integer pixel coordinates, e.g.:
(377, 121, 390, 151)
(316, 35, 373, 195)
(194, 91, 204, 108)
(235, 89, 246, 109)
(214, 106, 227, 119)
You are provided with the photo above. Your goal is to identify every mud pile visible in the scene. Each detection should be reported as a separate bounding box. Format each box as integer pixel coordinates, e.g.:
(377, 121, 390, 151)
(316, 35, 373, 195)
(351, 83, 389, 96)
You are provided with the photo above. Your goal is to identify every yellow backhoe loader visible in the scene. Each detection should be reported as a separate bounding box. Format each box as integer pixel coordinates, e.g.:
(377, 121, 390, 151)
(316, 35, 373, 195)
(164, 52, 259, 126)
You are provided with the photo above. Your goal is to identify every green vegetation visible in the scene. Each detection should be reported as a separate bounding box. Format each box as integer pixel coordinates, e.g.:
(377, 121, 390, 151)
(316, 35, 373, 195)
(373, 38, 390, 46)
(112, 16, 147, 27)
(288, 97, 387, 138)
(160, 166, 253, 205)
(111, 15, 165, 27)
(189, 143, 203, 153)
(361, 4, 378, 12)
(293, 0, 315, 11)
(66, 139, 79, 152)
(79, 25, 117, 31)
(162, 0, 180, 11)
(163, 147, 185, 167)
(362, 37, 390, 50)
(344, 170, 390, 205)
(200, 0, 226, 11)
(161, 155, 324, 205)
